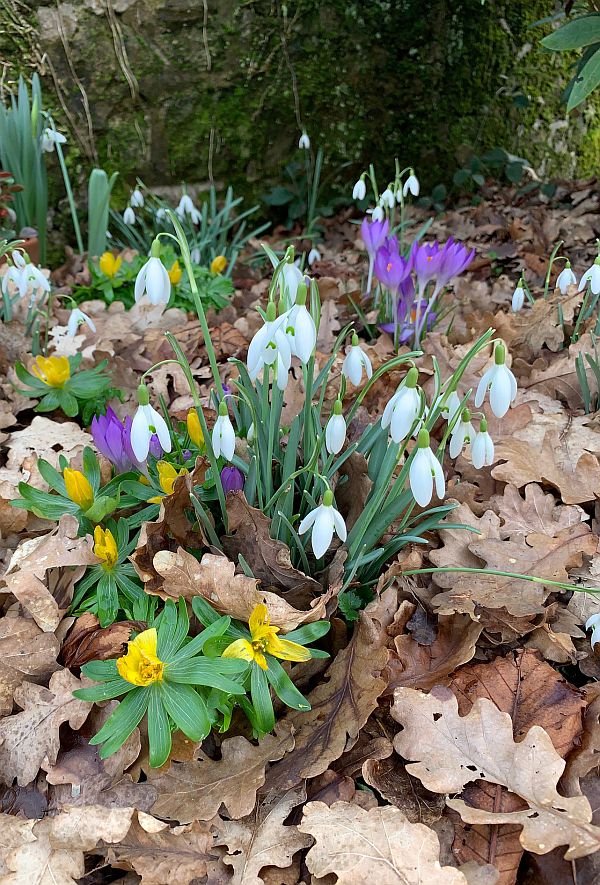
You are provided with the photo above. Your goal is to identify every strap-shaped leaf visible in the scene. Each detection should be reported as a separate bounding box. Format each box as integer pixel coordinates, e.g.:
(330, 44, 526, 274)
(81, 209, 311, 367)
(567, 45, 600, 110)
(165, 657, 247, 693)
(265, 656, 311, 711)
(170, 615, 234, 662)
(160, 680, 212, 741)
(89, 687, 149, 758)
(73, 678, 136, 703)
(250, 664, 275, 734)
(148, 684, 172, 768)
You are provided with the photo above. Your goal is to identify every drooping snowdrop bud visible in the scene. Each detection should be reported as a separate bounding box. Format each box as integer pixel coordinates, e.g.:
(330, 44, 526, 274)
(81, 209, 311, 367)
(176, 193, 201, 224)
(298, 489, 347, 559)
(67, 307, 96, 337)
(556, 261, 577, 295)
(440, 390, 462, 423)
(352, 177, 367, 201)
(325, 400, 346, 455)
(585, 612, 600, 648)
(371, 205, 385, 222)
(123, 206, 136, 225)
(381, 367, 422, 443)
(134, 239, 171, 305)
(308, 247, 321, 266)
(578, 257, 600, 295)
(247, 301, 291, 381)
(474, 343, 517, 418)
(409, 429, 445, 507)
(298, 132, 311, 150)
(191, 247, 201, 264)
(449, 408, 475, 459)
(131, 188, 144, 208)
(342, 333, 373, 386)
(247, 422, 255, 444)
(212, 401, 236, 462)
(285, 282, 316, 363)
(279, 259, 304, 309)
(41, 127, 67, 152)
(403, 173, 420, 197)
(471, 417, 495, 469)
(130, 383, 172, 461)
(511, 277, 525, 312)
(380, 187, 395, 209)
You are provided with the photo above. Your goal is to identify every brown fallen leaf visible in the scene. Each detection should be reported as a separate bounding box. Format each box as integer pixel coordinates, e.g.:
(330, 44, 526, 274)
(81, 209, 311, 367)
(0, 668, 92, 786)
(146, 724, 295, 823)
(60, 612, 142, 669)
(1, 515, 97, 631)
(0, 782, 48, 819)
(4, 417, 92, 493)
(214, 785, 312, 885)
(490, 483, 586, 540)
(299, 800, 468, 884)
(334, 451, 372, 531)
(392, 686, 600, 860)
(0, 615, 60, 715)
(491, 287, 583, 356)
(562, 691, 600, 797)
(362, 755, 446, 826)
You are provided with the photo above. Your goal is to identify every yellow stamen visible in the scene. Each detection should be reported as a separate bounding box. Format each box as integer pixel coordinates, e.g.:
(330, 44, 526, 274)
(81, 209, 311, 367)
(63, 468, 94, 511)
(93, 525, 118, 570)
(99, 251, 122, 279)
(221, 603, 311, 671)
(117, 628, 165, 686)
(31, 355, 70, 388)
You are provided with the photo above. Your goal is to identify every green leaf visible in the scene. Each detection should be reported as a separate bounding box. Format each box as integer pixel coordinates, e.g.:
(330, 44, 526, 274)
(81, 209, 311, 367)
(250, 664, 275, 734)
(170, 615, 234, 661)
(97, 573, 119, 627)
(147, 684, 172, 768)
(283, 620, 330, 646)
(541, 15, 600, 51)
(81, 659, 119, 680)
(265, 657, 311, 711)
(165, 658, 247, 693)
(73, 679, 137, 703)
(56, 389, 79, 417)
(191, 596, 221, 626)
(567, 46, 600, 110)
(90, 688, 149, 758)
(83, 494, 119, 524)
(160, 681, 212, 741)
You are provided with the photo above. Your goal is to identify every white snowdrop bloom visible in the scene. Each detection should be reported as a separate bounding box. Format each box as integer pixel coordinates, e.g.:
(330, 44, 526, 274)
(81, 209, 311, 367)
(2, 252, 49, 299)
(130, 384, 172, 461)
(403, 173, 420, 197)
(471, 418, 494, 469)
(511, 278, 525, 312)
(176, 193, 201, 224)
(191, 248, 201, 264)
(449, 408, 475, 459)
(325, 401, 346, 455)
(279, 260, 304, 308)
(380, 187, 395, 209)
(284, 284, 316, 363)
(474, 343, 517, 419)
(247, 302, 291, 381)
(440, 390, 462, 423)
(123, 206, 136, 225)
(308, 247, 321, 266)
(381, 367, 422, 443)
(41, 127, 67, 152)
(556, 262, 577, 295)
(131, 188, 144, 208)
(578, 258, 600, 295)
(353, 178, 366, 201)
(276, 346, 291, 391)
(298, 132, 311, 150)
(156, 207, 167, 221)
(371, 205, 385, 222)
(409, 429, 445, 507)
(67, 307, 96, 337)
(212, 402, 236, 461)
(342, 334, 373, 386)
(134, 247, 171, 305)
(298, 490, 347, 559)
(247, 422, 255, 444)
(586, 613, 600, 648)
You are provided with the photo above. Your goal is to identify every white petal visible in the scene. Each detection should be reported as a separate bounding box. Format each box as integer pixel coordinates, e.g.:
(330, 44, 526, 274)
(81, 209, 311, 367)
(299, 506, 320, 535)
(220, 417, 236, 461)
(342, 347, 363, 386)
(485, 433, 495, 465)
(490, 369, 512, 418)
(311, 507, 335, 559)
(389, 388, 420, 443)
(325, 414, 346, 455)
(146, 258, 170, 305)
(131, 407, 151, 461)
(381, 389, 401, 429)
(211, 418, 222, 457)
(471, 433, 486, 469)
(148, 406, 172, 453)
(449, 424, 466, 459)
(429, 450, 446, 500)
(291, 307, 316, 363)
(474, 367, 494, 408)
(67, 310, 80, 337)
(586, 612, 600, 631)
(134, 263, 148, 303)
(409, 449, 433, 507)
(592, 265, 600, 295)
(332, 507, 347, 541)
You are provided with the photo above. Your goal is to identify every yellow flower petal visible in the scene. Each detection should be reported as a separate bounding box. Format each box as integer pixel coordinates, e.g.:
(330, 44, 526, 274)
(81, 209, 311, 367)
(117, 628, 164, 686)
(186, 409, 204, 448)
(265, 635, 311, 663)
(99, 251, 122, 279)
(254, 651, 268, 670)
(168, 259, 182, 285)
(222, 638, 255, 663)
(64, 468, 94, 511)
(93, 525, 118, 570)
(31, 355, 70, 388)
(210, 255, 227, 275)
(249, 604, 270, 636)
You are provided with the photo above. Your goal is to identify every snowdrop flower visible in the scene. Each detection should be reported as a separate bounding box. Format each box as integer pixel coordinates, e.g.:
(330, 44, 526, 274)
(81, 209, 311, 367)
(380, 187, 395, 210)
(299, 489, 347, 559)
(279, 259, 304, 308)
(247, 422, 255, 444)
(156, 207, 167, 221)
(578, 257, 600, 295)
(381, 367, 422, 443)
(298, 132, 310, 150)
(134, 241, 171, 305)
(511, 276, 525, 312)
(409, 429, 445, 507)
(131, 188, 144, 208)
(285, 283, 316, 363)
(176, 193, 201, 224)
(342, 334, 373, 386)
(402, 173, 420, 197)
(557, 261, 577, 295)
(212, 401, 235, 461)
(371, 205, 385, 222)
(41, 127, 66, 152)
(585, 612, 600, 648)
(308, 247, 321, 266)
(191, 248, 201, 264)
(440, 390, 462, 423)
(352, 177, 366, 201)
(471, 418, 494, 469)
(449, 408, 475, 459)
(130, 384, 172, 461)
(247, 301, 291, 381)
(67, 307, 96, 337)
(123, 206, 136, 225)
(2, 251, 49, 299)
(475, 343, 517, 418)
(325, 400, 346, 455)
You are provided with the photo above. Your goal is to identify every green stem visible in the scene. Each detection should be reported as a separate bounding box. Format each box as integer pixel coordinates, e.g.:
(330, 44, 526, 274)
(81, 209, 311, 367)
(401, 566, 600, 594)
(55, 140, 84, 255)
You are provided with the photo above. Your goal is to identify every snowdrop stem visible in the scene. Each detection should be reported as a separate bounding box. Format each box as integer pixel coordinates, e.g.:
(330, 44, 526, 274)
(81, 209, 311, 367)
(347, 437, 405, 557)
(400, 566, 600, 595)
(141, 359, 180, 382)
(368, 164, 379, 203)
(543, 239, 563, 300)
(53, 134, 84, 255)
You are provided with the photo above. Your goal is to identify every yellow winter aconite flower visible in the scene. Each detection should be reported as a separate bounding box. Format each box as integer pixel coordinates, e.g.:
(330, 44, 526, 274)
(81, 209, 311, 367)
(148, 460, 188, 504)
(117, 628, 165, 686)
(93, 526, 118, 570)
(64, 468, 94, 510)
(99, 252, 122, 279)
(167, 259, 182, 285)
(186, 408, 204, 448)
(210, 255, 227, 275)
(222, 603, 311, 671)
(31, 355, 70, 388)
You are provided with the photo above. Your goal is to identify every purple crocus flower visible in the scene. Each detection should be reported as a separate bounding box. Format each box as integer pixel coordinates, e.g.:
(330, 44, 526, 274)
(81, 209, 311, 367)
(360, 217, 389, 258)
(410, 241, 444, 295)
(382, 299, 436, 342)
(148, 434, 163, 459)
(91, 406, 141, 474)
(374, 238, 411, 293)
(221, 466, 244, 494)
(433, 238, 475, 294)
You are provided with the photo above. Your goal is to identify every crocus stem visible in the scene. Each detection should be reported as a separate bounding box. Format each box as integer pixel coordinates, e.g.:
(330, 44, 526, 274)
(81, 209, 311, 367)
(55, 140, 84, 255)
(414, 287, 440, 343)
(401, 565, 600, 594)
(365, 255, 374, 297)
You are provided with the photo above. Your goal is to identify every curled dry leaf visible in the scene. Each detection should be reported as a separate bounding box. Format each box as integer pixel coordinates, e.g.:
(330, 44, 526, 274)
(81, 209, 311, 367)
(0, 668, 92, 787)
(361, 754, 446, 826)
(0, 615, 60, 715)
(299, 800, 468, 884)
(392, 686, 600, 860)
(60, 612, 142, 669)
(1, 515, 97, 632)
(146, 724, 295, 823)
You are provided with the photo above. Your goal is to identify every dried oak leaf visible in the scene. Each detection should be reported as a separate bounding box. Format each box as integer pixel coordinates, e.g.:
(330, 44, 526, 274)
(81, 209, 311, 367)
(0, 804, 133, 884)
(0, 615, 60, 715)
(490, 483, 586, 540)
(392, 687, 600, 860)
(146, 724, 295, 823)
(214, 785, 312, 885)
(4, 417, 91, 494)
(1, 515, 97, 631)
(153, 547, 328, 630)
(562, 691, 600, 797)
(60, 612, 141, 669)
(361, 755, 447, 826)
(299, 800, 468, 884)
(491, 287, 583, 355)
(0, 668, 92, 786)
(102, 811, 219, 885)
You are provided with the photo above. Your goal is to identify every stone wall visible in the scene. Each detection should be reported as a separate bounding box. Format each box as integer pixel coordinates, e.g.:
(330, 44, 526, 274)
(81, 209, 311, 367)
(1, 0, 597, 201)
